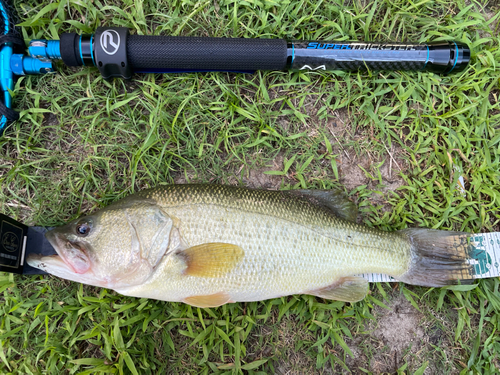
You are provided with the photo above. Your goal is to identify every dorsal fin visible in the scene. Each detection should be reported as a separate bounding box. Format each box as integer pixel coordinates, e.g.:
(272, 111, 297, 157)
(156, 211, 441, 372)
(286, 188, 358, 222)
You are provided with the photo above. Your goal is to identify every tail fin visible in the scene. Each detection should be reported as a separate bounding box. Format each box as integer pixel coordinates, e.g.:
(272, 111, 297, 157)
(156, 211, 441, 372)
(397, 229, 474, 287)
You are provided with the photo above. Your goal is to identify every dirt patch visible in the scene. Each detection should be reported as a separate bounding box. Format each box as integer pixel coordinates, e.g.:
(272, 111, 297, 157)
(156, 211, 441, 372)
(371, 294, 426, 371)
(338, 144, 407, 204)
(42, 112, 60, 127)
(241, 153, 285, 190)
(478, 2, 499, 37)
(326, 109, 408, 206)
(172, 170, 199, 184)
(173, 152, 286, 189)
(342, 290, 467, 375)
(344, 294, 426, 374)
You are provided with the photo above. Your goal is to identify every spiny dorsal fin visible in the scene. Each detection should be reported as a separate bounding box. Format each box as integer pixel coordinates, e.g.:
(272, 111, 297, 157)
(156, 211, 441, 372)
(307, 276, 368, 302)
(179, 243, 244, 278)
(183, 292, 233, 308)
(287, 188, 358, 222)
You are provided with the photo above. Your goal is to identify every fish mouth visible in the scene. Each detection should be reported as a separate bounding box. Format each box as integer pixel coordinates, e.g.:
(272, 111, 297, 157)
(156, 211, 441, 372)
(26, 230, 70, 271)
(44, 230, 83, 274)
(26, 230, 107, 288)
(45, 230, 77, 273)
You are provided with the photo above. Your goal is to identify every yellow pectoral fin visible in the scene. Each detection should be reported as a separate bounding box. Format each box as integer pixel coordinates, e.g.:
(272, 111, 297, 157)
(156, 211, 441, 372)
(307, 276, 368, 302)
(180, 243, 244, 278)
(183, 292, 233, 308)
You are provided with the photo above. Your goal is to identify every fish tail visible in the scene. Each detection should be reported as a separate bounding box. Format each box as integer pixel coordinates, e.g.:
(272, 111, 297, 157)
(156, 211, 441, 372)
(397, 229, 474, 286)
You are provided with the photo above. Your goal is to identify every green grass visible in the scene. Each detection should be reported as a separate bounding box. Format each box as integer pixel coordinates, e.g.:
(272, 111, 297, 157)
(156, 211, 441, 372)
(1, 0, 499, 373)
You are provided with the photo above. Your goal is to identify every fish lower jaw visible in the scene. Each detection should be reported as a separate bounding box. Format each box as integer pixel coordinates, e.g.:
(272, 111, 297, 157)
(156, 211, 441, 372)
(26, 254, 110, 288)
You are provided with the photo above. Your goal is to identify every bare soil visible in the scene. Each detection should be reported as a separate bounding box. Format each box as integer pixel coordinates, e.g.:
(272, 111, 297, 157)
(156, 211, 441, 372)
(327, 108, 408, 204)
(241, 153, 285, 190)
(344, 292, 462, 375)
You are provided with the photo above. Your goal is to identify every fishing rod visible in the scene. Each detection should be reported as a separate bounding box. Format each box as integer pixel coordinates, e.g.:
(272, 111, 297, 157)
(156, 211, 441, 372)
(0, 1, 471, 135)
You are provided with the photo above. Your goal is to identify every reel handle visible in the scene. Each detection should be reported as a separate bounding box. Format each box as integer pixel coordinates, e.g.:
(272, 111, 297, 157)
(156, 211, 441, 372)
(0, 0, 54, 135)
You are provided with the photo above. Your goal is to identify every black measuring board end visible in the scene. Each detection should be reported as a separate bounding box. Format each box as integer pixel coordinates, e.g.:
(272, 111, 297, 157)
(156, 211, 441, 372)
(0, 213, 56, 275)
(24, 226, 57, 275)
(0, 213, 27, 274)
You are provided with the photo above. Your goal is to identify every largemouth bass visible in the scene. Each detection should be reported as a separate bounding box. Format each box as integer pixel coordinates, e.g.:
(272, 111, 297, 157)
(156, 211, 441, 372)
(27, 184, 473, 307)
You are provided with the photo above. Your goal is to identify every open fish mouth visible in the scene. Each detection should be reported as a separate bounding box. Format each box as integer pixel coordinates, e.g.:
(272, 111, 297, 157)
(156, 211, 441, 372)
(27, 230, 74, 273)
(26, 231, 107, 288)
(43, 230, 83, 273)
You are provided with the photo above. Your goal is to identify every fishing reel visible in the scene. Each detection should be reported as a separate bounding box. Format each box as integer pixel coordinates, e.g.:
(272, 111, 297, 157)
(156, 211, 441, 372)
(0, 0, 51, 133)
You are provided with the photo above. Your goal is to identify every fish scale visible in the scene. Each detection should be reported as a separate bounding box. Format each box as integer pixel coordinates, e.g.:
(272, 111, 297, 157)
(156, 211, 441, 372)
(118, 185, 411, 302)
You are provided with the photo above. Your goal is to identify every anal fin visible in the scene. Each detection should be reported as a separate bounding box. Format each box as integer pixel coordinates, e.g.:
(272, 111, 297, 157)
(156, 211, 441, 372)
(183, 292, 232, 308)
(307, 276, 368, 302)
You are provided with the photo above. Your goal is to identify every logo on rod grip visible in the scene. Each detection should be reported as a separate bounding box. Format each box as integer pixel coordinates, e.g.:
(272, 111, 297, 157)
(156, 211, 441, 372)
(299, 65, 326, 71)
(100, 30, 120, 55)
(307, 43, 351, 50)
(306, 42, 420, 51)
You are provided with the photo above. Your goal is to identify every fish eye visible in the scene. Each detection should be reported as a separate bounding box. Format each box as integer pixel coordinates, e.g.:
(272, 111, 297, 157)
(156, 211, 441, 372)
(76, 219, 92, 237)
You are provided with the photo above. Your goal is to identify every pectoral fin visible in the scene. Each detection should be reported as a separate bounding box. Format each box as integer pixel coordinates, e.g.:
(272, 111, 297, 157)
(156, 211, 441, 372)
(307, 276, 368, 302)
(183, 292, 233, 308)
(179, 243, 244, 278)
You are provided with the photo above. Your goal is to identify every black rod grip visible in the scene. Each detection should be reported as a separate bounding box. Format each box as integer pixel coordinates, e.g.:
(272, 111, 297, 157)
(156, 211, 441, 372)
(126, 35, 288, 72)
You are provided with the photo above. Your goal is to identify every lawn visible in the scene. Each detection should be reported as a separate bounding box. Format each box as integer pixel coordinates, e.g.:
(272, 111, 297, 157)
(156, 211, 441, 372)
(0, 0, 499, 373)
